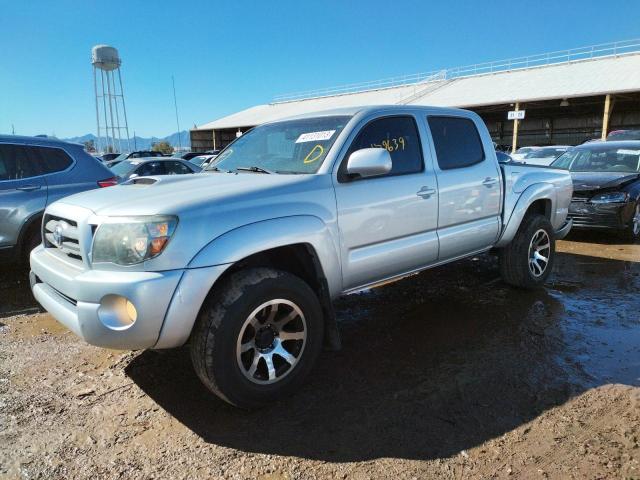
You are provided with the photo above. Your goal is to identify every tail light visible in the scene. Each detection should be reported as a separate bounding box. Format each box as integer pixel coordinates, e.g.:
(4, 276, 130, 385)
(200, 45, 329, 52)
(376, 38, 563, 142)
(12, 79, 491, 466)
(97, 176, 118, 188)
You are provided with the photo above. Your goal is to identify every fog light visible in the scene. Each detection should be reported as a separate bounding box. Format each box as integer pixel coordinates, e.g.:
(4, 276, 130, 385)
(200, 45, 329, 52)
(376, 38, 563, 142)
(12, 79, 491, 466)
(98, 295, 137, 330)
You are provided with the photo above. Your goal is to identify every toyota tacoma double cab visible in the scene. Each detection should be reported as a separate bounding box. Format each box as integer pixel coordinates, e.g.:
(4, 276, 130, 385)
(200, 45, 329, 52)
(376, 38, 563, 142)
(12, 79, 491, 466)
(30, 106, 573, 408)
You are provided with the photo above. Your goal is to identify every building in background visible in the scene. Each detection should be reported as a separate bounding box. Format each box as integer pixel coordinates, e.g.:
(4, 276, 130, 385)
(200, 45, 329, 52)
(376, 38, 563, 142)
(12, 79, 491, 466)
(192, 39, 640, 151)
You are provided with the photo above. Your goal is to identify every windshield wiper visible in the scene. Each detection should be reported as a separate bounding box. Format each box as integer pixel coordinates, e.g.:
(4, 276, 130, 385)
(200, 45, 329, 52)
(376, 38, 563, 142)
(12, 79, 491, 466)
(206, 166, 231, 173)
(235, 166, 273, 174)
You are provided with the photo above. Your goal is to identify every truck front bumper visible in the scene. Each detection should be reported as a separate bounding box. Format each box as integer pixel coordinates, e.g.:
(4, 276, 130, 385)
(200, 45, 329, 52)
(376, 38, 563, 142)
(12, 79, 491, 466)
(30, 246, 228, 350)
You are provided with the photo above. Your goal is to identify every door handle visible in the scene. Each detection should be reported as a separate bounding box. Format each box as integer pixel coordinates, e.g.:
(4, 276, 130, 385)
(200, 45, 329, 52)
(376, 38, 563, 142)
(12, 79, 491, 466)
(482, 177, 498, 188)
(16, 184, 41, 192)
(416, 186, 436, 199)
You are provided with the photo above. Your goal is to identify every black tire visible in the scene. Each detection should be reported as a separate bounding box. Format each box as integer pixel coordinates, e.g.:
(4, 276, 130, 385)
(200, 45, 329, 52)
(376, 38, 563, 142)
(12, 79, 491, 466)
(190, 267, 324, 409)
(499, 214, 555, 289)
(22, 226, 42, 264)
(622, 202, 640, 242)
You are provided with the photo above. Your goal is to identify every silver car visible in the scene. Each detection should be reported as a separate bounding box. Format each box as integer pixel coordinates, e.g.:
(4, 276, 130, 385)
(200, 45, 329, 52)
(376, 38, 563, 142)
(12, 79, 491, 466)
(30, 106, 572, 408)
(0, 135, 116, 263)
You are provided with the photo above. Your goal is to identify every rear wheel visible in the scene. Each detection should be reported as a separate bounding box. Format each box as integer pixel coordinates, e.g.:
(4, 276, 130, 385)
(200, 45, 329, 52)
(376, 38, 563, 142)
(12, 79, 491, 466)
(190, 268, 324, 408)
(499, 214, 555, 288)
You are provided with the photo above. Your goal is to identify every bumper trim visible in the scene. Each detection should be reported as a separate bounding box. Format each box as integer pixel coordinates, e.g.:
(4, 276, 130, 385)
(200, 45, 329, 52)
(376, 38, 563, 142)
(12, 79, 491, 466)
(554, 219, 573, 240)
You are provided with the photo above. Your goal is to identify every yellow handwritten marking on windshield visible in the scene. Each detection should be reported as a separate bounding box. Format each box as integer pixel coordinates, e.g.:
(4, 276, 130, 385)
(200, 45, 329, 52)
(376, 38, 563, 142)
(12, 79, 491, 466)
(371, 136, 406, 152)
(303, 144, 324, 164)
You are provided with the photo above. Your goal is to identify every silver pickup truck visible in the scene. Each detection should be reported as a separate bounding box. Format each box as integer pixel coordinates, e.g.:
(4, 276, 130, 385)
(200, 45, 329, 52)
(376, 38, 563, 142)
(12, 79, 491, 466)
(30, 106, 572, 408)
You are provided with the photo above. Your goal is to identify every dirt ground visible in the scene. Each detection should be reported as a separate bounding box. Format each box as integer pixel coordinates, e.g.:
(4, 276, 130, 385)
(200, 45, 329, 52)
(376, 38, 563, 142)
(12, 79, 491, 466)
(1, 231, 639, 479)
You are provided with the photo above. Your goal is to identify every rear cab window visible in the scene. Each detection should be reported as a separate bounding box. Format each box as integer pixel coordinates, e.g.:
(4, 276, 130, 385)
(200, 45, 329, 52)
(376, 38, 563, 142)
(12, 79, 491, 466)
(340, 115, 423, 181)
(428, 116, 485, 170)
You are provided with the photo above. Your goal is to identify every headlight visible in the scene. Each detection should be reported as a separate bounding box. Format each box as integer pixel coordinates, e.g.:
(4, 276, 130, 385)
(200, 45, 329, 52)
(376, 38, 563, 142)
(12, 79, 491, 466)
(92, 215, 178, 265)
(589, 192, 628, 204)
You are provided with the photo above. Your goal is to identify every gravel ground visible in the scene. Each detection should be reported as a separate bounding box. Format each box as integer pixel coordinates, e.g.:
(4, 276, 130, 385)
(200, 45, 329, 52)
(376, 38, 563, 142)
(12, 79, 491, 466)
(1, 231, 639, 479)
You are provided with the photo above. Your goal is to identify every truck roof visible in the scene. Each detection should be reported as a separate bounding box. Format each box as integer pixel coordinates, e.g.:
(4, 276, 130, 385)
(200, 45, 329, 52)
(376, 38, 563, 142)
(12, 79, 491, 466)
(273, 104, 472, 124)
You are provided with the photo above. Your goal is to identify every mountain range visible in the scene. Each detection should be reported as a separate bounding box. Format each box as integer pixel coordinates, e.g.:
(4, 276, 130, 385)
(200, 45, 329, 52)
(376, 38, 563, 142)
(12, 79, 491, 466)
(61, 131, 190, 151)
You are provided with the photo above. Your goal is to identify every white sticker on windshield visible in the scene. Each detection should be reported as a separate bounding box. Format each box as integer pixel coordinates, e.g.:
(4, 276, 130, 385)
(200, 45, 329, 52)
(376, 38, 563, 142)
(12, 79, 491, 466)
(295, 130, 336, 143)
(617, 149, 640, 155)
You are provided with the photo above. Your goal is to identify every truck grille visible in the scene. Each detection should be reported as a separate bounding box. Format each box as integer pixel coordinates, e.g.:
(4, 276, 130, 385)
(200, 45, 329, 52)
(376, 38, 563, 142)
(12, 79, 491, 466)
(43, 215, 83, 262)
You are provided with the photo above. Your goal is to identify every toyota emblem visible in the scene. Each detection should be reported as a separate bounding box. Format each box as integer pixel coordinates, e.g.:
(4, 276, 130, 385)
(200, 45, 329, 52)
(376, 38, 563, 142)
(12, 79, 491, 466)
(52, 223, 65, 246)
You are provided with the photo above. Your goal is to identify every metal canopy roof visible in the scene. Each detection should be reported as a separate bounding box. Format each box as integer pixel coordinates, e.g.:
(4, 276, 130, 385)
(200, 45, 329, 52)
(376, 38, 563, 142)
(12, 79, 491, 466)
(195, 44, 640, 132)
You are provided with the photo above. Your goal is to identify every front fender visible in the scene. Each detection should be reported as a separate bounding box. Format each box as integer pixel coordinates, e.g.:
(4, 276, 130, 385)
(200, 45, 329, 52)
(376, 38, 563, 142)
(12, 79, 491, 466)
(188, 215, 343, 297)
(495, 183, 556, 247)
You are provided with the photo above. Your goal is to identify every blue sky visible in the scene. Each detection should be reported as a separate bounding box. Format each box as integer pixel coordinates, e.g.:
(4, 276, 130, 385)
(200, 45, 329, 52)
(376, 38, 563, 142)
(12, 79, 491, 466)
(1, 0, 639, 138)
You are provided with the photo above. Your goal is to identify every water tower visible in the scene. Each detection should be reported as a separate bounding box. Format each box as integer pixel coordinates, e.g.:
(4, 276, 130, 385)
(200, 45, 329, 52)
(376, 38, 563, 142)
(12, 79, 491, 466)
(92, 45, 131, 153)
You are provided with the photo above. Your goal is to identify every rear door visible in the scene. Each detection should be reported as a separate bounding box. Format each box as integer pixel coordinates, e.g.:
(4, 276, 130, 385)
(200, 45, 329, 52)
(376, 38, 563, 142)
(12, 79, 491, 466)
(0, 144, 47, 248)
(333, 114, 439, 291)
(31, 145, 83, 205)
(426, 115, 501, 260)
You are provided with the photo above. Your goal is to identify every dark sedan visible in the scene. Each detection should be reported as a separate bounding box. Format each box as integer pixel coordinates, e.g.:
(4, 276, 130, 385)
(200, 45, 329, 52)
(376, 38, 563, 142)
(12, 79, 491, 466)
(109, 157, 202, 183)
(551, 141, 640, 240)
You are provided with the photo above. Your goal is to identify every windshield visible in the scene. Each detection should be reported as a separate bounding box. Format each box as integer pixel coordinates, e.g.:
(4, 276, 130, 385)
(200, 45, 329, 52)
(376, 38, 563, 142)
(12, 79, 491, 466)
(551, 146, 640, 173)
(206, 115, 351, 174)
(111, 152, 129, 163)
(525, 147, 567, 159)
(516, 147, 534, 154)
(110, 160, 138, 177)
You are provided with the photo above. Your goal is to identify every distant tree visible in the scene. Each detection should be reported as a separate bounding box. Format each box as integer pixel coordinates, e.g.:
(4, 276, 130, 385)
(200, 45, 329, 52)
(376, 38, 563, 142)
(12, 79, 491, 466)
(83, 140, 95, 153)
(152, 141, 173, 155)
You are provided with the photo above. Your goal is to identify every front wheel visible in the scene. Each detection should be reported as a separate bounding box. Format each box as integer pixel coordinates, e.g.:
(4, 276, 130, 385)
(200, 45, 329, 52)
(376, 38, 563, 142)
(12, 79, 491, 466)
(499, 214, 555, 288)
(624, 203, 640, 242)
(190, 268, 324, 408)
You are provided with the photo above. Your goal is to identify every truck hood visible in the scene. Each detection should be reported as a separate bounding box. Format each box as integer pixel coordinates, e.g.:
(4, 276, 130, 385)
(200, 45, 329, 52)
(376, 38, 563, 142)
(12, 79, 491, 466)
(571, 172, 640, 192)
(58, 172, 316, 216)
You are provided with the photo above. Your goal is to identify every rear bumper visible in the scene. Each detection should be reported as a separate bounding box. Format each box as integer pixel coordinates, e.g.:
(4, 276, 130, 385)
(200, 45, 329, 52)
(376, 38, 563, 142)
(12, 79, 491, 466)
(30, 245, 230, 350)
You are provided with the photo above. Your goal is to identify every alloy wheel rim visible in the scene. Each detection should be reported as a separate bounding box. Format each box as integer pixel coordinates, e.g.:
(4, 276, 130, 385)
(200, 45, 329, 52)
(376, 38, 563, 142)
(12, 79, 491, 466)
(528, 229, 551, 277)
(633, 205, 640, 236)
(236, 299, 307, 385)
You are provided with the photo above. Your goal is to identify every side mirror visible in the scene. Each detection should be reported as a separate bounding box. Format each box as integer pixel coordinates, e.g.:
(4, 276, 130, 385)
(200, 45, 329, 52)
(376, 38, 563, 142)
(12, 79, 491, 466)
(346, 148, 392, 179)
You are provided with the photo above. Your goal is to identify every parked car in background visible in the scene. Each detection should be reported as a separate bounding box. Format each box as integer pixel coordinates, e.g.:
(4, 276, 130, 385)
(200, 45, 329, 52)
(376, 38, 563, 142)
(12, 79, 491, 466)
(109, 157, 201, 182)
(607, 130, 640, 141)
(189, 154, 217, 169)
(496, 151, 516, 163)
(175, 151, 206, 161)
(510, 146, 541, 161)
(100, 153, 120, 162)
(30, 105, 572, 408)
(205, 149, 222, 155)
(519, 146, 571, 166)
(0, 135, 117, 263)
(105, 150, 165, 168)
(552, 141, 640, 240)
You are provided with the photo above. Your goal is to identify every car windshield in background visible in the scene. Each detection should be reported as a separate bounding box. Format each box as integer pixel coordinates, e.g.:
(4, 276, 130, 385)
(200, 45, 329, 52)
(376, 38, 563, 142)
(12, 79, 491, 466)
(111, 152, 129, 163)
(190, 155, 211, 166)
(551, 146, 640, 173)
(207, 115, 351, 174)
(525, 147, 567, 159)
(110, 160, 138, 177)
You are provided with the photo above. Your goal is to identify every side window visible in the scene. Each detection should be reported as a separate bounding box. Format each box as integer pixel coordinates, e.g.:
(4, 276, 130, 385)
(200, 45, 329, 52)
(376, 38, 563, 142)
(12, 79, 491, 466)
(341, 116, 423, 180)
(165, 161, 190, 175)
(0, 144, 41, 180)
(428, 116, 485, 170)
(32, 146, 73, 174)
(137, 162, 164, 176)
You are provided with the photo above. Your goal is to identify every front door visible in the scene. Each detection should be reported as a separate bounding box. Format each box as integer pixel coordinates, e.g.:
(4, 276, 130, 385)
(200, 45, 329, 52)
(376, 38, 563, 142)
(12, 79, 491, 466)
(333, 115, 439, 291)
